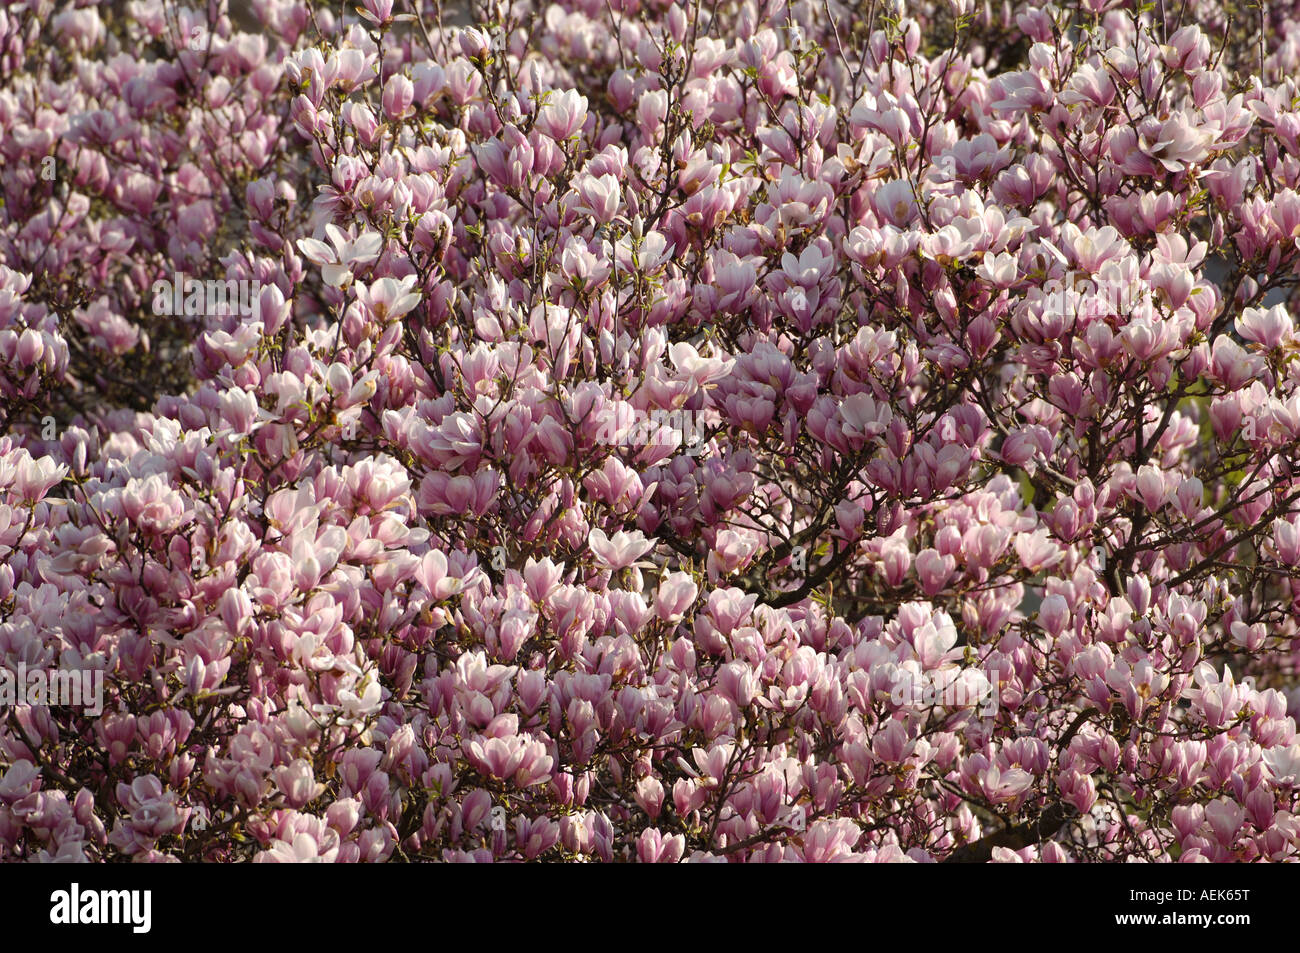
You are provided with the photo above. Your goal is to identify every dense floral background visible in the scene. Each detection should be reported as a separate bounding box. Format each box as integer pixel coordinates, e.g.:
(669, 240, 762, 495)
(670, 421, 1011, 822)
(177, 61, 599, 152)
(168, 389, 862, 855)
(2, 0, 1300, 862)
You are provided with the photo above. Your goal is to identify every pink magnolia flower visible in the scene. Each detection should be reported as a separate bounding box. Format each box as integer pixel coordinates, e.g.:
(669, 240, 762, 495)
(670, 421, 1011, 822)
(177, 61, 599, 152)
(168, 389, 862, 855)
(255, 831, 340, 863)
(122, 474, 188, 534)
(654, 571, 699, 622)
(669, 341, 734, 386)
(1131, 465, 1171, 512)
(13, 454, 67, 502)
(355, 276, 420, 323)
(588, 528, 654, 571)
(8, 0, 1300, 870)
(537, 89, 588, 140)
(636, 828, 684, 863)
(382, 73, 414, 119)
(1263, 744, 1300, 785)
(1138, 111, 1219, 172)
(296, 224, 384, 287)
(358, 0, 395, 25)
(1272, 517, 1300, 565)
(1204, 798, 1245, 846)
(1236, 304, 1293, 349)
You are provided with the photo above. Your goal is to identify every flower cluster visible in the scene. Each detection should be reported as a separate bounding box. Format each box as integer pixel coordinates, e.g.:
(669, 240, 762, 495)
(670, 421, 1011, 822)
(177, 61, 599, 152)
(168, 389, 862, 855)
(2, 0, 1300, 862)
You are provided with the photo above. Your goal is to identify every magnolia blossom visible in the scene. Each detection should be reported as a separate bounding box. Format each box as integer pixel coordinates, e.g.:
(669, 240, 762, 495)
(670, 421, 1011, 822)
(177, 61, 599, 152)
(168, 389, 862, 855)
(296, 224, 384, 286)
(669, 341, 734, 385)
(355, 276, 420, 322)
(1236, 304, 1293, 349)
(1137, 110, 1220, 171)
(588, 528, 655, 571)
(537, 89, 588, 139)
(1, 0, 1299, 870)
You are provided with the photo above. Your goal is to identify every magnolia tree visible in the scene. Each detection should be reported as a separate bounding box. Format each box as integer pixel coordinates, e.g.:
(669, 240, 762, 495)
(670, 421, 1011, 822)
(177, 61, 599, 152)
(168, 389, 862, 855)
(1, 0, 1300, 864)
